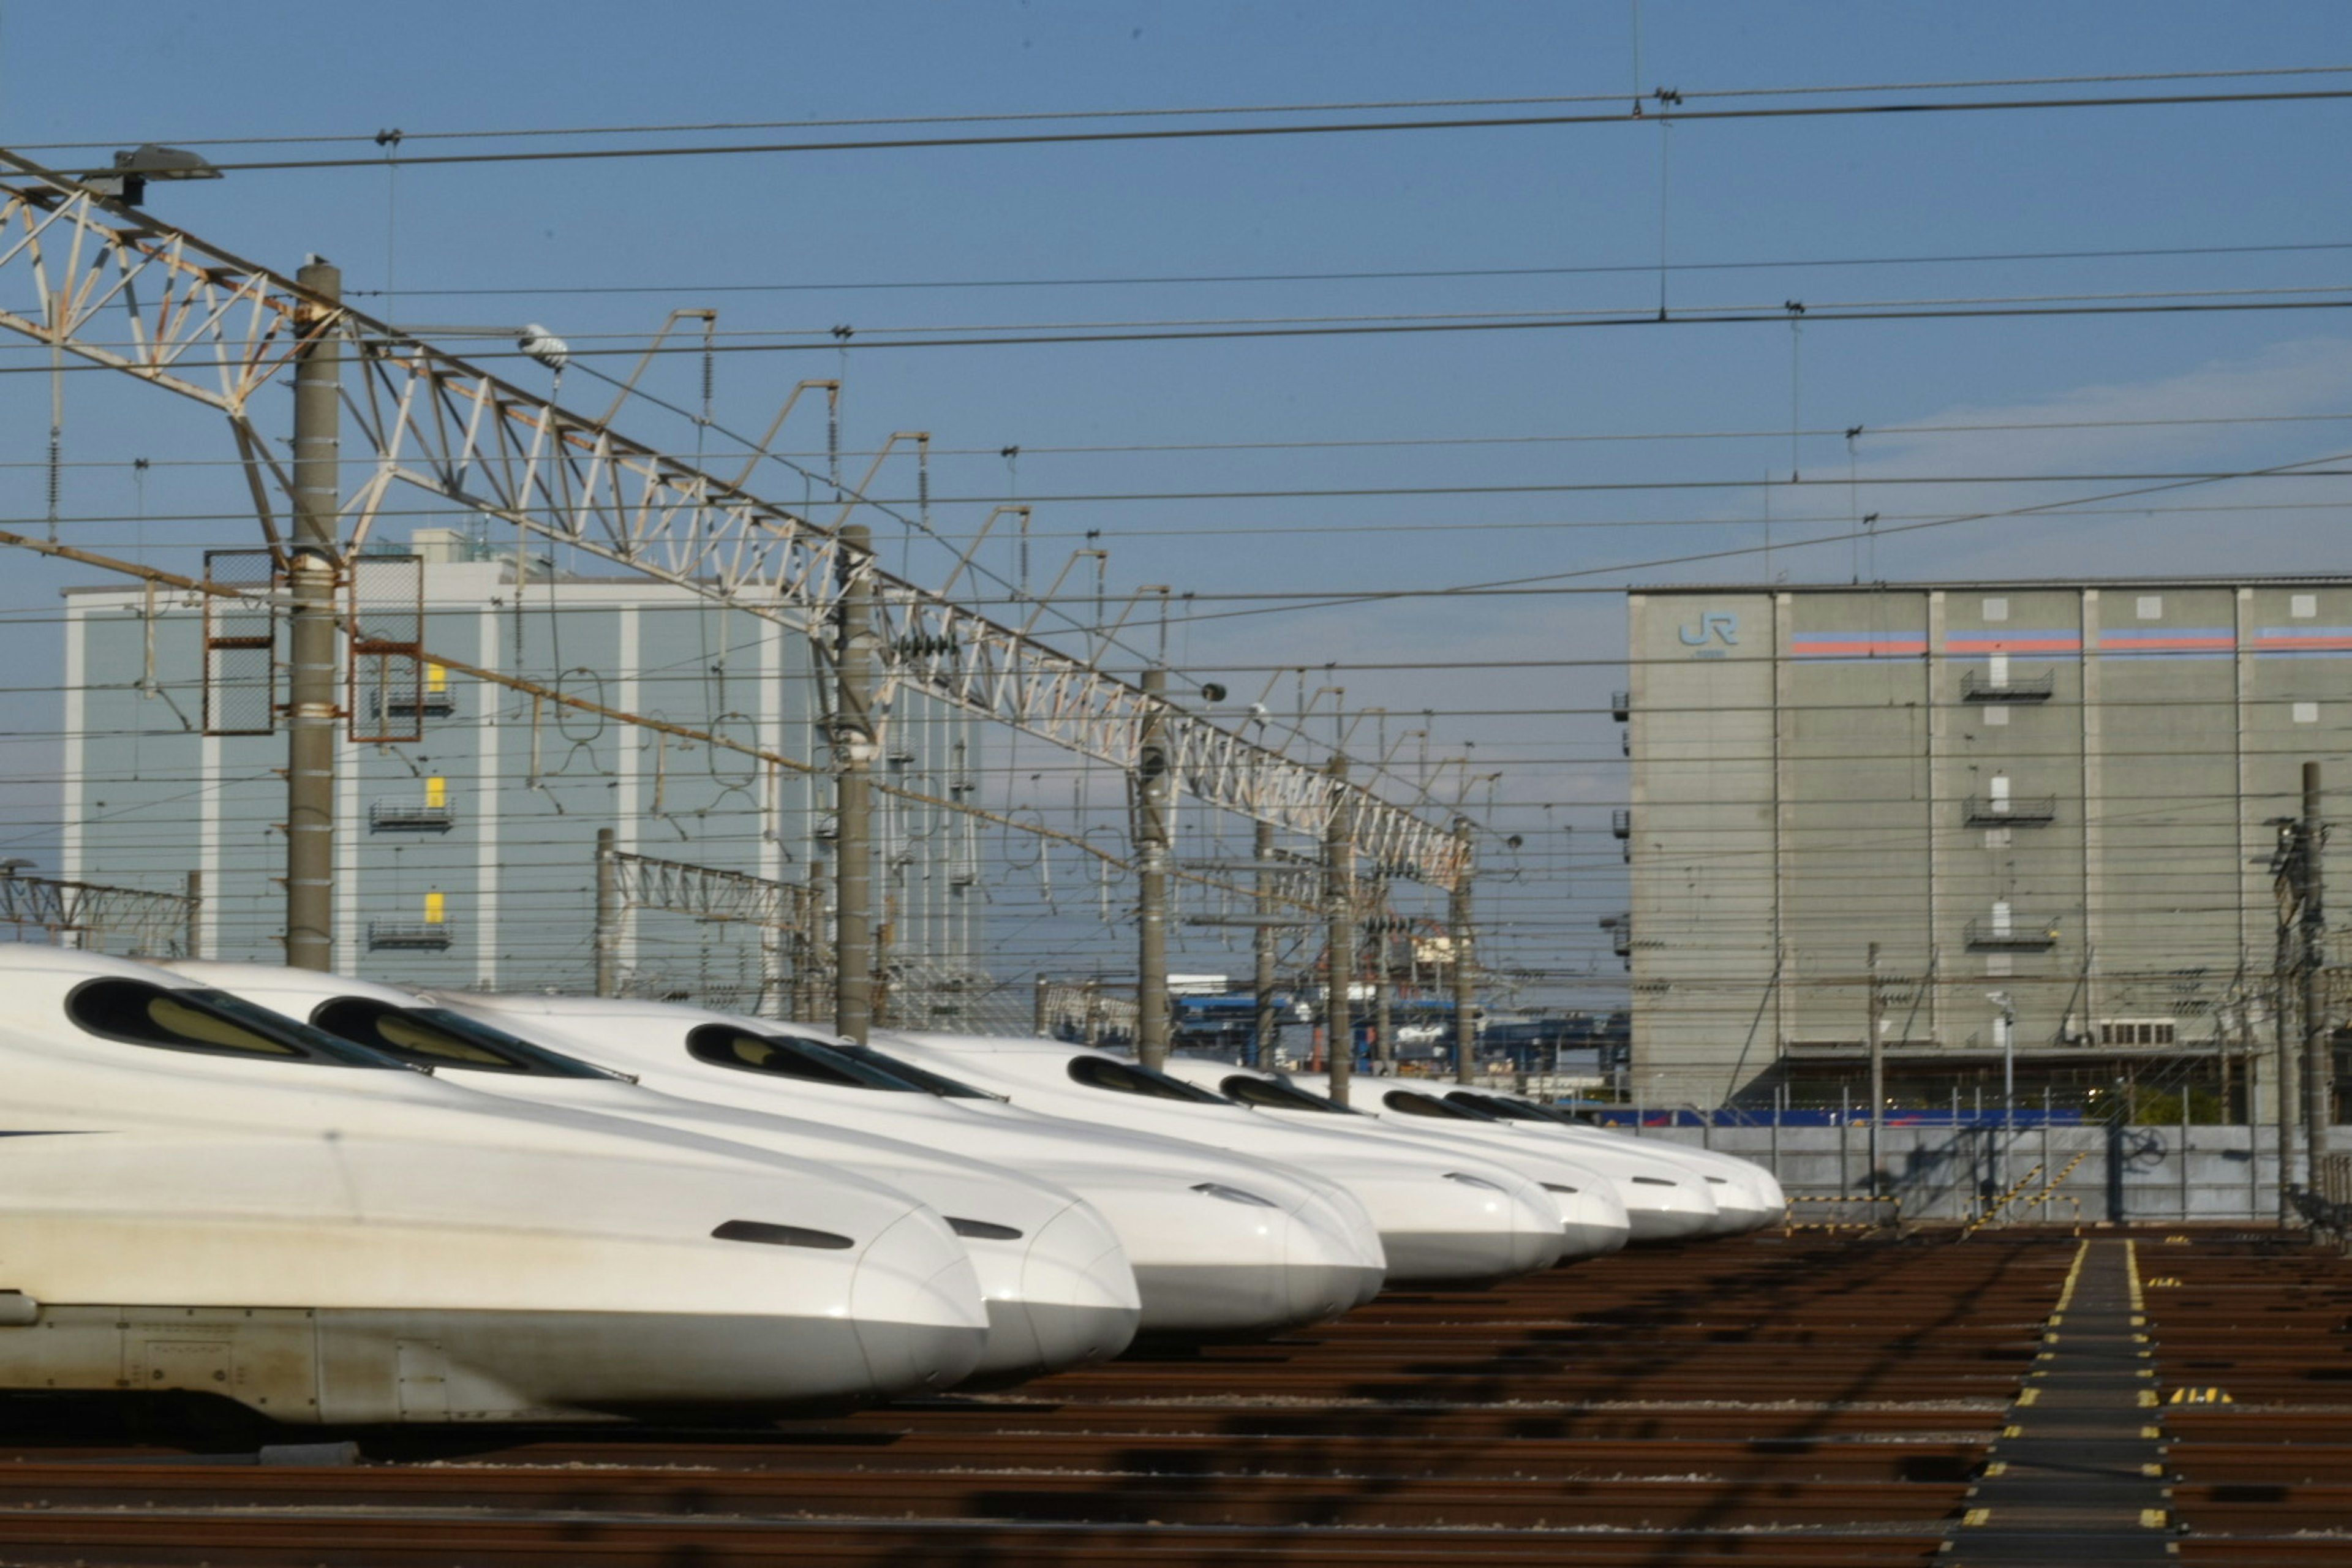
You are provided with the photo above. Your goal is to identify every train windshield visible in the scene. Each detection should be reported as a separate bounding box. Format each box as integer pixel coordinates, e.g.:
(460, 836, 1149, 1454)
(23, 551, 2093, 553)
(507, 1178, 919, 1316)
(1219, 1075, 1359, 1115)
(1067, 1053, 1233, 1104)
(311, 999, 619, 1079)
(688, 1025, 927, 1091)
(67, 979, 405, 1068)
(1381, 1089, 1501, 1121)
(1448, 1090, 1585, 1125)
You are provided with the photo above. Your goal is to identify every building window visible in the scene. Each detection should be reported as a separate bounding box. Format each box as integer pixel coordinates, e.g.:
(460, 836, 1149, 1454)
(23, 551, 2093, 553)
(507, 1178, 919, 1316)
(2295, 702, 2320, 724)
(2098, 1020, 2176, 1047)
(2293, 594, 2318, 619)
(2136, 595, 2162, 620)
(1982, 597, 2008, 622)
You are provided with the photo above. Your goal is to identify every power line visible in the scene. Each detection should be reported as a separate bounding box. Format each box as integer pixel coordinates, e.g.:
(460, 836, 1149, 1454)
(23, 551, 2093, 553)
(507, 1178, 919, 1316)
(2, 294, 2345, 374)
(1146, 449, 2352, 627)
(341, 281, 2352, 343)
(28, 64, 2352, 154)
(346, 240, 2352, 300)
(75, 86, 2352, 177)
(6, 410, 2346, 469)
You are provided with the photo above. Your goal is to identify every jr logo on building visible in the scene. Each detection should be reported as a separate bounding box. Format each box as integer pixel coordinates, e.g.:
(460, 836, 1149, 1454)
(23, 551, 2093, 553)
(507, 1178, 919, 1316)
(1678, 612, 1739, 654)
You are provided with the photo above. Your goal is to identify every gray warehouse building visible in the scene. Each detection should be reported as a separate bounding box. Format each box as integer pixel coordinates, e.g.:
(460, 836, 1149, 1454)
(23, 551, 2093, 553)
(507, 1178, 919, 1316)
(1620, 579, 2352, 1110)
(59, 535, 986, 1018)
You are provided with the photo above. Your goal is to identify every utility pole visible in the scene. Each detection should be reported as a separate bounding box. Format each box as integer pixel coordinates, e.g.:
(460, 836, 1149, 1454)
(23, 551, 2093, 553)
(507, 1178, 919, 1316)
(1253, 819, 1279, 1070)
(833, 523, 877, 1043)
(183, 870, 202, 961)
(1371, 886, 1393, 1076)
(1134, 666, 1173, 1071)
(593, 827, 619, 997)
(793, 858, 824, 1022)
(1324, 754, 1355, 1106)
(1866, 941, 1885, 1191)
(2305, 761, 2332, 1174)
(284, 257, 340, 971)
(1450, 818, 1477, 1084)
(2275, 828, 2301, 1221)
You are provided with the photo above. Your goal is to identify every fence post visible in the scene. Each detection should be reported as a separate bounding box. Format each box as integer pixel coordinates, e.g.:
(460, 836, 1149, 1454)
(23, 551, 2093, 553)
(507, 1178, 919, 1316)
(1840, 1087, 1852, 1198)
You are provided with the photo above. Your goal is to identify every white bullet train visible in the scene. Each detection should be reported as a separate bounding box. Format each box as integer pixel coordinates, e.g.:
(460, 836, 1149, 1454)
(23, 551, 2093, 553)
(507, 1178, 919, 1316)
(429, 993, 1390, 1338)
(1182, 1063, 1735, 1243)
(0, 947, 989, 1422)
(877, 1031, 1570, 1285)
(1441, 1088, 1785, 1233)
(169, 962, 1141, 1385)
(1148, 1056, 1631, 1257)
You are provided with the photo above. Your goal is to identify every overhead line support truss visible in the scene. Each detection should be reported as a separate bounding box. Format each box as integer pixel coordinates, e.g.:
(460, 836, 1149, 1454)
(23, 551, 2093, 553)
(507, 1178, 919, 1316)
(0, 153, 1465, 890)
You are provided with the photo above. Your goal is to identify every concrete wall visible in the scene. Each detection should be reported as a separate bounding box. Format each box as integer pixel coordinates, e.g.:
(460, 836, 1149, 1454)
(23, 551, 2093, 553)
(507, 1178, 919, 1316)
(1633, 1121, 2340, 1224)
(1625, 580, 2352, 1107)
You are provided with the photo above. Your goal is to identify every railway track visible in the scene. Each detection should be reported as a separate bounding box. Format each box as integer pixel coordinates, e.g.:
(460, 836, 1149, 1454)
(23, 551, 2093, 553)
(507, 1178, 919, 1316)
(0, 1229, 2339, 1564)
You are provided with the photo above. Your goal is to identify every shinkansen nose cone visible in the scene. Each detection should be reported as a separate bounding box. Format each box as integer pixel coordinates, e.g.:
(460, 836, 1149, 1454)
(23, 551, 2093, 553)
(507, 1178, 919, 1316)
(442, 993, 1386, 1340)
(164, 962, 1143, 1385)
(0, 1080, 988, 1419)
(1437, 1092, 1756, 1241)
(1164, 1061, 1634, 1264)
(877, 1033, 1567, 1287)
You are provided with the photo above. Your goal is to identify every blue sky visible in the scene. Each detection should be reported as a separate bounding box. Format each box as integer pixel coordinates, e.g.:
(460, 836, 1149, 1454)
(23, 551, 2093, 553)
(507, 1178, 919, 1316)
(1, 2, 2346, 995)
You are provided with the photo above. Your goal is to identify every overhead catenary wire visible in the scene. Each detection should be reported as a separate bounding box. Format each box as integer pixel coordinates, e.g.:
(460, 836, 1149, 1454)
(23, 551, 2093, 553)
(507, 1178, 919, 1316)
(24, 62, 2352, 154)
(347, 238, 2352, 301)
(63, 85, 2352, 178)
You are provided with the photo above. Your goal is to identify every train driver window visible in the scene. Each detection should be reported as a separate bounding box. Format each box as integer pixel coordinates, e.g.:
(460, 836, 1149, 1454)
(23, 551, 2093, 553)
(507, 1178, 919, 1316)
(66, 979, 398, 1066)
(1065, 1054, 1231, 1102)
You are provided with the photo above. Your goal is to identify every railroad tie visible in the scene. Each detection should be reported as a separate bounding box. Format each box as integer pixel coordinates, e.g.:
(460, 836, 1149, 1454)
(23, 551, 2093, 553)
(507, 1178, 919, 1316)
(1942, 1238, 2173, 1565)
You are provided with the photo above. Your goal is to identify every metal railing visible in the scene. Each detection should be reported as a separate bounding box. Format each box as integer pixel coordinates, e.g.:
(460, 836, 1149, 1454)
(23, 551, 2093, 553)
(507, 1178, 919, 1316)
(1964, 916, 2059, 951)
(1963, 795, 2057, 826)
(1782, 1194, 1901, 1232)
(367, 921, 453, 951)
(368, 800, 456, 832)
(1959, 668, 2056, 702)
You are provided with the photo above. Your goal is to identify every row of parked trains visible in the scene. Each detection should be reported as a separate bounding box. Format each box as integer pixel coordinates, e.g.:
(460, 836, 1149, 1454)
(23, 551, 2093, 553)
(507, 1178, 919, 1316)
(0, 946, 1780, 1426)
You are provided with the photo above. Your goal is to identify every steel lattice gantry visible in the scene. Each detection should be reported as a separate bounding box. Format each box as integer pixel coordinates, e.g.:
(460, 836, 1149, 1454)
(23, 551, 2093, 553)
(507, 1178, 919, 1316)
(0, 872, 195, 955)
(0, 149, 1468, 891)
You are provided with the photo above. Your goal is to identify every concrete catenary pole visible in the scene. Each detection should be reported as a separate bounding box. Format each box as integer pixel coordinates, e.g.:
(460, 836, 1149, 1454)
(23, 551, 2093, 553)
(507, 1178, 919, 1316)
(183, 870, 202, 962)
(833, 524, 877, 1043)
(592, 827, 620, 998)
(1371, 889, 1393, 1074)
(797, 858, 825, 1023)
(1866, 941, 1885, 1190)
(2305, 761, 2331, 1174)
(1134, 666, 1173, 1071)
(284, 257, 341, 971)
(1450, 818, 1477, 1085)
(1253, 818, 1279, 1070)
(2276, 870, 2300, 1224)
(1324, 754, 1355, 1106)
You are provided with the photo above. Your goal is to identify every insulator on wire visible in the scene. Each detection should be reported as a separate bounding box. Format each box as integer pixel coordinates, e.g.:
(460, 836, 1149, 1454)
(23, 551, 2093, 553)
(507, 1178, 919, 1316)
(517, 323, 569, 371)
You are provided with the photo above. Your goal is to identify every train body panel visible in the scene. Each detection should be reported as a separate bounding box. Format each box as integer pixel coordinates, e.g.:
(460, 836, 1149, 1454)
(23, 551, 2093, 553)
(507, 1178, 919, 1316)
(168, 963, 1141, 1383)
(1153, 1058, 1630, 1259)
(0, 949, 988, 1418)
(879, 1032, 1569, 1285)
(1275, 1076, 1737, 1242)
(441, 994, 1386, 1336)
(1444, 1092, 1785, 1233)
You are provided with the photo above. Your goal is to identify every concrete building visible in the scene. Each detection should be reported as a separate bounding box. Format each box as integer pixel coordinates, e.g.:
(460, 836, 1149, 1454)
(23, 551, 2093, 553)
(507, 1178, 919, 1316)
(1620, 579, 2352, 1110)
(60, 536, 985, 1018)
